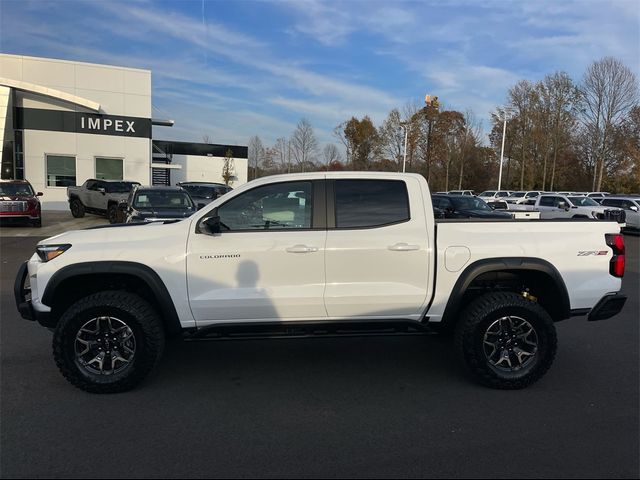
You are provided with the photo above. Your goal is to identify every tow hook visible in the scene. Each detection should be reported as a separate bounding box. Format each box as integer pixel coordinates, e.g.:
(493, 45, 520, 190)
(521, 290, 538, 302)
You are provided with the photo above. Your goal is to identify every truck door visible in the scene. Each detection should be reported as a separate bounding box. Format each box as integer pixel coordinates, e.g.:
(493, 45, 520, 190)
(538, 195, 570, 219)
(186, 179, 327, 324)
(324, 177, 430, 318)
(84, 180, 99, 209)
(95, 181, 109, 211)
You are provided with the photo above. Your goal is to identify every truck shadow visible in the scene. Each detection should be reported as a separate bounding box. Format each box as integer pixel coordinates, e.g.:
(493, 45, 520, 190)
(153, 333, 466, 394)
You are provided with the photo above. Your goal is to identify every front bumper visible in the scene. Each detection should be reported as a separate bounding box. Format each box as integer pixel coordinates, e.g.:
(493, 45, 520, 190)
(14, 261, 51, 326)
(588, 292, 627, 321)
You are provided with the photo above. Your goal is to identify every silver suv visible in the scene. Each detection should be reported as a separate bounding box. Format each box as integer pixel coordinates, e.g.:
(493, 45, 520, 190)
(600, 197, 640, 231)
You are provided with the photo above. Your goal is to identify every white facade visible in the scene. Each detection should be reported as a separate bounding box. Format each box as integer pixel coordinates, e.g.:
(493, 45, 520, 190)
(1, 54, 153, 210)
(1, 54, 248, 210)
(170, 154, 248, 186)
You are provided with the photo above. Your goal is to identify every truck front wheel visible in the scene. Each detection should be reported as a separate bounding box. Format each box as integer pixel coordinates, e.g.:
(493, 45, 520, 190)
(454, 292, 557, 389)
(53, 291, 165, 393)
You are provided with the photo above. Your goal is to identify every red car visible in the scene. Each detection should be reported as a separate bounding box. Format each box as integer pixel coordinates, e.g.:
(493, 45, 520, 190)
(0, 180, 43, 227)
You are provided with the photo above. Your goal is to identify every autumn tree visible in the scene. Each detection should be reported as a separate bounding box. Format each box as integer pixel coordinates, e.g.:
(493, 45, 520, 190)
(378, 108, 405, 170)
(341, 116, 380, 170)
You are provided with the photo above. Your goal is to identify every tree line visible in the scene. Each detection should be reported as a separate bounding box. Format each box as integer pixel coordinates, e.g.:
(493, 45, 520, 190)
(244, 56, 639, 193)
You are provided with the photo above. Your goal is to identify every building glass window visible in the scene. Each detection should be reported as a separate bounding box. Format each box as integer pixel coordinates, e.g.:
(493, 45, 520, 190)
(46, 155, 76, 187)
(14, 131, 24, 179)
(95, 157, 123, 180)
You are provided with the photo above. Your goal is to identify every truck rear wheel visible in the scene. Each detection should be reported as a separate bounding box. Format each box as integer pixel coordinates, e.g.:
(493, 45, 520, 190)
(454, 292, 557, 389)
(53, 291, 165, 393)
(70, 199, 85, 218)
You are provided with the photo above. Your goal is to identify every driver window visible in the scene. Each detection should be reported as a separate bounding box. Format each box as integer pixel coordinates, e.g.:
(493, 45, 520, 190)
(217, 181, 313, 231)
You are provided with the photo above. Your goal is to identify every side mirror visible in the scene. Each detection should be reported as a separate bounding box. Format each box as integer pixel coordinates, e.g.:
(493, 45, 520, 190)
(36, 192, 43, 196)
(98, 187, 106, 194)
(557, 201, 567, 210)
(197, 209, 221, 235)
(630, 205, 639, 212)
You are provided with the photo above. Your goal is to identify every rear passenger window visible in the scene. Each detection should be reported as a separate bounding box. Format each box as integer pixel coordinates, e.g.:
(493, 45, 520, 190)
(335, 180, 410, 228)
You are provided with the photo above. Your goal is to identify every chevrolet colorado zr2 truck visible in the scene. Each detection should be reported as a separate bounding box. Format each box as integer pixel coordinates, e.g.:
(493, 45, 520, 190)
(15, 173, 627, 393)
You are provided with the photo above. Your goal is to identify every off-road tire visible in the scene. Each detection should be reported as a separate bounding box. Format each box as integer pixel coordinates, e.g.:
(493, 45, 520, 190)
(53, 291, 165, 393)
(454, 292, 557, 389)
(70, 199, 85, 218)
(108, 204, 118, 224)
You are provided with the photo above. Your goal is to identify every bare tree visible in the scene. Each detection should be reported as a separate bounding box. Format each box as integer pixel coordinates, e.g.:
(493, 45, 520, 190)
(248, 135, 265, 180)
(508, 80, 537, 189)
(322, 144, 343, 170)
(580, 57, 639, 190)
(291, 119, 318, 172)
(458, 110, 481, 189)
(202, 134, 211, 144)
(544, 72, 581, 190)
(272, 137, 289, 173)
(222, 148, 236, 186)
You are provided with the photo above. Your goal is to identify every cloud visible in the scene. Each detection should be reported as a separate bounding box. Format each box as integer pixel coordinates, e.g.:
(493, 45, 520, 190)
(2, 0, 637, 151)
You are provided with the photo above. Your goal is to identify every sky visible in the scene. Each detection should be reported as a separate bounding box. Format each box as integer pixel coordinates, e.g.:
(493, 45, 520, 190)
(1, 0, 638, 149)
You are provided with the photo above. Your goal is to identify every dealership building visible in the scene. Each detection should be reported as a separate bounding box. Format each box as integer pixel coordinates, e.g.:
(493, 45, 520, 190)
(0, 54, 248, 209)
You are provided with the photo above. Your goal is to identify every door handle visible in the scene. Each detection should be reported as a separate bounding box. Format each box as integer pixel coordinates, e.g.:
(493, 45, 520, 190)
(286, 245, 318, 253)
(388, 243, 420, 251)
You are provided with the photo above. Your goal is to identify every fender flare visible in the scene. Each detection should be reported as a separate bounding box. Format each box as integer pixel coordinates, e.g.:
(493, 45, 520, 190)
(440, 257, 571, 326)
(41, 261, 182, 334)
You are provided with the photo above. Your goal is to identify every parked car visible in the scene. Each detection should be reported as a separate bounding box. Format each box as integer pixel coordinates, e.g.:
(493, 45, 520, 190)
(586, 192, 611, 204)
(600, 197, 640, 231)
(535, 194, 625, 223)
(176, 182, 232, 207)
(432, 194, 513, 219)
(477, 190, 512, 202)
(447, 189, 475, 196)
(122, 186, 197, 223)
(0, 179, 42, 227)
(16, 172, 627, 393)
(504, 191, 542, 205)
(67, 179, 140, 223)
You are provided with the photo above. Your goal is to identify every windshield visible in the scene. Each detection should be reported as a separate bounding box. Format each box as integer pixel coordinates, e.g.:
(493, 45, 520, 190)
(107, 181, 140, 193)
(133, 191, 195, 209)
(510, 192, 526, 197)
(0, 183, 35, 196)
(569, 196, 599, 207)
(480, 191, 496, 197)
(450, 196, 492, 211)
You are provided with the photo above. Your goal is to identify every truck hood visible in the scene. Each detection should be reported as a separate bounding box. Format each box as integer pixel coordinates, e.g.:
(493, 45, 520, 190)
(38, 220, 186, 247)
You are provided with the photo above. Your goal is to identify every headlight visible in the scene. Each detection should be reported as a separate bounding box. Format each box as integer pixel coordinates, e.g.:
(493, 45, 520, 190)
(36, 244, 71, 262)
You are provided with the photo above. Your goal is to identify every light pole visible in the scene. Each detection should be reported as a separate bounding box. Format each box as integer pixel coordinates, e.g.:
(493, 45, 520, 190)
(497, 107, 515, 191)
(400, 122, 410, 173)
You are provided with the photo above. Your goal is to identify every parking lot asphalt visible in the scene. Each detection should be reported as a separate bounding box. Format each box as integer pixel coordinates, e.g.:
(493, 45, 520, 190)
(0, 235, 638, 479)
(0, 211, 106, 237)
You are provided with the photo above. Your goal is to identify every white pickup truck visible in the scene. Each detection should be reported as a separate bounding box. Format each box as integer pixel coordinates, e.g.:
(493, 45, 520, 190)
(15, 173, 627, 393)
